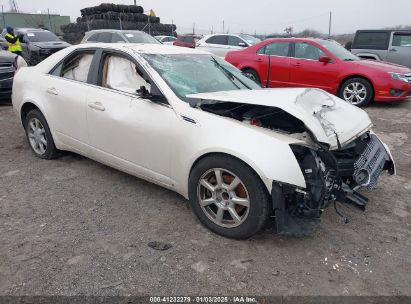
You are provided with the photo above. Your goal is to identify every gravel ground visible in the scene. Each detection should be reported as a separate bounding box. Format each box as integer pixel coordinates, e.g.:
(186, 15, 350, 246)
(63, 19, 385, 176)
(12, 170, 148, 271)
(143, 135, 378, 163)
(0, 100, 410, 296)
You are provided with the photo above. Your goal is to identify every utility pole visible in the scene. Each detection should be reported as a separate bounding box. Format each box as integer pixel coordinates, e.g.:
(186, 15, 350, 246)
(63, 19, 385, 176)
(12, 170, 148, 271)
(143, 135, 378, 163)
(2, 5, 5, 28)
(222, 20, 224, 33)
(133, 0, 136, 5)
(328, 11, 332, 38)
(171, 19, 174, 36)
(47, 8, 53, 32)
(193, 23, 195, 35)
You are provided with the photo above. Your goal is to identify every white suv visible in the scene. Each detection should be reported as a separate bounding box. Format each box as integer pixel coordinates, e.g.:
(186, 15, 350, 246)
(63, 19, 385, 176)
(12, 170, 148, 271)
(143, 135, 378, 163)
(196, 34, 261, 57)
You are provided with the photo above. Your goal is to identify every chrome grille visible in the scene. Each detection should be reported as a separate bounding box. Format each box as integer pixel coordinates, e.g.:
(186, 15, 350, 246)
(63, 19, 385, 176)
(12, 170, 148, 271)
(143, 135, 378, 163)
(353, 135, 389, 190)
(405, 73, 411, 83)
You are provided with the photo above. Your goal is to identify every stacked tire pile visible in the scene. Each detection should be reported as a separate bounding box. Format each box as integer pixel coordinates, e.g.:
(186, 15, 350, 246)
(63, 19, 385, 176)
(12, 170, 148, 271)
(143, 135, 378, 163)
(61, 3, 177, 44)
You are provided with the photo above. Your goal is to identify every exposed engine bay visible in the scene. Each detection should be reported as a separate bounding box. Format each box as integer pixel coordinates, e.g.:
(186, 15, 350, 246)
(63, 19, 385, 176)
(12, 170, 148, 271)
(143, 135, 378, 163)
(200, 101, 395, 235)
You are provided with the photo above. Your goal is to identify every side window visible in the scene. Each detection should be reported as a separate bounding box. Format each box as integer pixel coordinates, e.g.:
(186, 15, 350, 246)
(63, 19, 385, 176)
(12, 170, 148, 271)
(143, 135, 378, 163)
(97, 32, 112, 43)
(101, 54, 151, 94)
(207, 35, 227, 45)
(354, 32, 389, 50)
(392, 33, 411, 47)
(183, 36, 193, 43)
(294, 42, 325, 60)
(111, 33, 125, 43)
(60, 52, 94, 82)
(87, 33, 100, 42)
(227, 36, 244, 46)
(264, 42, 290, 56)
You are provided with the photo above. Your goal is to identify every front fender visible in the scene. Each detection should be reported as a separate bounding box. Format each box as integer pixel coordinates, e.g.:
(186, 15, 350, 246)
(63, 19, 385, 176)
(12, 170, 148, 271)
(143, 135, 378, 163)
(175, 112, 307, 198)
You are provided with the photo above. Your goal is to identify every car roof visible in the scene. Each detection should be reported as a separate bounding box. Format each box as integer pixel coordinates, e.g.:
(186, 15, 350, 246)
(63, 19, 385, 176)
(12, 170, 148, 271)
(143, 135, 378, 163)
(263, 37, 334, 43)
(356, 29, 411, 33)
(85, 29, 145, 34)
(16, 28, 50, 32)
(75, 43, 211, 55)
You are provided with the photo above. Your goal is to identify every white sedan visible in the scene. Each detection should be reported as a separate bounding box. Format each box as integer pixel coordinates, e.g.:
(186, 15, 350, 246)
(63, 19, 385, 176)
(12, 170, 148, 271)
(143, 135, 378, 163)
(12, 44, 395, 238)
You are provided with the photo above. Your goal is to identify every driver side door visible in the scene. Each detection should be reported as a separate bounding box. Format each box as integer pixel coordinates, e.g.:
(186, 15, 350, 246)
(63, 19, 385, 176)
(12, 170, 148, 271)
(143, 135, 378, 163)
(86, 50, 175, 186)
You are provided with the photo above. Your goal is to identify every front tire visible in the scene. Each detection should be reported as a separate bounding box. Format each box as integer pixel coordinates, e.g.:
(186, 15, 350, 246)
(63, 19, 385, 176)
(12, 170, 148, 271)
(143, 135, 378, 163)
(339, 77, 373, 107)
(242, 69, 261, 86)
(24, 109, 60, 159)
(189, 154, 271, 239)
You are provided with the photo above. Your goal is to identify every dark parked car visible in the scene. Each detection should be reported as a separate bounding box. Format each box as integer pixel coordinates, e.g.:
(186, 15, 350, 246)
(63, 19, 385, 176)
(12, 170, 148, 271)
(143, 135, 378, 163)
(0, 50, 27, 100)
(14, 28, 71, 65)
(173, 34, 202, 48)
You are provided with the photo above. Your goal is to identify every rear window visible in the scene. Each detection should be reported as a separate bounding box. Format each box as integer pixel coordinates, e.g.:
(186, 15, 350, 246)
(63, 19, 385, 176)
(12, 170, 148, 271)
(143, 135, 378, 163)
(206, 35, 228, 45)
(353, 32, 390, 50)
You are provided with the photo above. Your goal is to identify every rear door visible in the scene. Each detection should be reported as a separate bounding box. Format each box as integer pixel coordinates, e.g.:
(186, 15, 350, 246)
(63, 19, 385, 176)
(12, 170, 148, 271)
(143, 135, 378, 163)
(387, 32, 411, 68)
(256, 41, 291, 87)
(43, 49, 96, 152)
(289, 42, 337, 92)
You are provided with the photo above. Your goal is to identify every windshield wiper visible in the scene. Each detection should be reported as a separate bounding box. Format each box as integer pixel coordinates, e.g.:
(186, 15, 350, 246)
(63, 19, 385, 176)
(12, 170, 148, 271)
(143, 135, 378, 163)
(210, 57, 251, 90)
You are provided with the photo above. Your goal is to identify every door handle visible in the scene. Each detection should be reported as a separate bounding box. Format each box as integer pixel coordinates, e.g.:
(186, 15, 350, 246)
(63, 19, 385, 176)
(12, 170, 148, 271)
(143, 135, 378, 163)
(88, 102, 105, 111)
(293, 62, 302, 67)
(389, 48, 397, 52)
(46, 88, 58, 95)
(256, 58, 263, 62)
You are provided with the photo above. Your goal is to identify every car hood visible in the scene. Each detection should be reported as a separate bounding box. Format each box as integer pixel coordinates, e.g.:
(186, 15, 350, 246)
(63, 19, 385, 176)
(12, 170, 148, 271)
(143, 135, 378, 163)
(187, 88, 373, 149)
(0, 50, 17, 63)
(348, 59, 411, 73)
(31, 41, 71, 49)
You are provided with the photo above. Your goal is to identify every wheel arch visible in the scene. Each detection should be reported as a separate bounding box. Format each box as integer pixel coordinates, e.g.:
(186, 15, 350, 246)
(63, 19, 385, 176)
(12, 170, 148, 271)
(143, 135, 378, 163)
(188, 151, 272, 195)
(20, 101, 43, 129)
(337, 74, 375, 98)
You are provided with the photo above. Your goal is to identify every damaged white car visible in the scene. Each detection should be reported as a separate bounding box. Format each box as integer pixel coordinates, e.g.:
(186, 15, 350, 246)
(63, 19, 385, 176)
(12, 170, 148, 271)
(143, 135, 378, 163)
(12, 44, 395, 238)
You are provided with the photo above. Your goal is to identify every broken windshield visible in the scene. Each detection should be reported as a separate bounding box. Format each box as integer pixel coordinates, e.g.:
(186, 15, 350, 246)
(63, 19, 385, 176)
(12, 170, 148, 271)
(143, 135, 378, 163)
(142, 54, 260, 100)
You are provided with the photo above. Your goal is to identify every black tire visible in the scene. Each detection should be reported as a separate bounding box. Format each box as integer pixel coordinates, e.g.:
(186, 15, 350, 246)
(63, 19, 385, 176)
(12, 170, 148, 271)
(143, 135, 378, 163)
(242, 69, 261, 86)
(338, 77, 373, 107)
(189, 154, 271, 239)
(24, 109, 60, 159)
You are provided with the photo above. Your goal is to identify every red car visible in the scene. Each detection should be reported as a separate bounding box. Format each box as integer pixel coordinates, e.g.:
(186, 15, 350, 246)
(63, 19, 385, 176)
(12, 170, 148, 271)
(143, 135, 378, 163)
(173, 34, 202, 48)
(225, 38, 411, 106)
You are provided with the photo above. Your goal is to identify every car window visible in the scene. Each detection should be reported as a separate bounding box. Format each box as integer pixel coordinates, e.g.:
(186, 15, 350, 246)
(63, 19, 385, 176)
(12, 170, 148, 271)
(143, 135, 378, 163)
(294, 42, 326, 60)
(260, 42, 290, 56)
(354, 32, 389, 50)
(392, 33, 411, 47)
(87, 33, 100, 42)
(60, 52, 94, 82)
(90, 32, 112, 43)
(111, 33, 125, 43)
(227, 36, 244, 46)
(101, 55, 150, 94)
(182, 36, 194, 43)
(206, 35, 228, 45)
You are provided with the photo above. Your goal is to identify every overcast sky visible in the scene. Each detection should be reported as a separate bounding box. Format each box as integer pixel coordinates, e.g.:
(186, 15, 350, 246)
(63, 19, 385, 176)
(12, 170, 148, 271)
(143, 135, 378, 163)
(2, 0, 411, 35)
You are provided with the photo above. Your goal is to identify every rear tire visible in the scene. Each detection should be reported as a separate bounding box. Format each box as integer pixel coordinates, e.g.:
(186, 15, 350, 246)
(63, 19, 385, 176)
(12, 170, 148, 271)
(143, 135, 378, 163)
(339, 77, 373, 107)
(242, 69, 261, 86)
(24, 109, 60, 159)
(189, 154, 271, 239)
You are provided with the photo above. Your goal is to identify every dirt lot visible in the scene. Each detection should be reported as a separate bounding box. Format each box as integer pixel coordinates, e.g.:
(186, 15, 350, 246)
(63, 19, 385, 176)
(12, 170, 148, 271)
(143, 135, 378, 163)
(0, 100, 410, 296)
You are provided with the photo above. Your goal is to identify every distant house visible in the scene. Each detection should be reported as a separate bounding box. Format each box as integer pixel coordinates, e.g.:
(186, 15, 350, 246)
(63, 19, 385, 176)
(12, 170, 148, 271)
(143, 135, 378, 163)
(0, 12, 70, 35)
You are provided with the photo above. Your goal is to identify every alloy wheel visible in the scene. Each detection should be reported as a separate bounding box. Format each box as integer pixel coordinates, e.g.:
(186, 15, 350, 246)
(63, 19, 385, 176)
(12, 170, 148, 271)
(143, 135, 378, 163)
(27, 118, 47, 155)
(343, 82, 367, 105)
(197, 168, 250, 228)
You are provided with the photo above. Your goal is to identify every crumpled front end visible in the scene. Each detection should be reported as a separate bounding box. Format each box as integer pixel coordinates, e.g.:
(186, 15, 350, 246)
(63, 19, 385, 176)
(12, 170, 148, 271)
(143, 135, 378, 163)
(273, 132, 395, 235)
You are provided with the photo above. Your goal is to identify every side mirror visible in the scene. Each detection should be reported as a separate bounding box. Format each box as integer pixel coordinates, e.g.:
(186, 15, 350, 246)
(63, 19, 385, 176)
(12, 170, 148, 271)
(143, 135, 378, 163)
(238, 42, 247, 47)
(319, 56, 331, 63)
(137, 85, 167, 104)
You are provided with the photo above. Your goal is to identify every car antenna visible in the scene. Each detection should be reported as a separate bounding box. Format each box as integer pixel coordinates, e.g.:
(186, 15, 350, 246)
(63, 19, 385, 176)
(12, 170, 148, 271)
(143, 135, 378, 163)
(266, 55, 271, 88)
